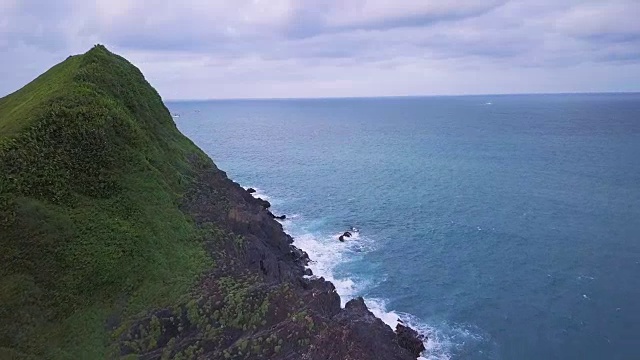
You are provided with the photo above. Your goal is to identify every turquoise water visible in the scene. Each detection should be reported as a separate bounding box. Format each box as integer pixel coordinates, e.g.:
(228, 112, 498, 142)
(168, 94, 640, 360)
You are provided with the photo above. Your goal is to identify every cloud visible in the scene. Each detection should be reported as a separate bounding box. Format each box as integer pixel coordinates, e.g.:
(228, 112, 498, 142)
(0, 0, 92, 51)
(320, 0, 507, 30)
(86, 0, 508, 47)
(0, 0, 639, 99)
(88, 0, 297, 50)
(554, 1, 640, 42)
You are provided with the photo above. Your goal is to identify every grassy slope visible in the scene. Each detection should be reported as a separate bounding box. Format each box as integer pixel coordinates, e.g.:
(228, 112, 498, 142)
(0, 45, 211, 358)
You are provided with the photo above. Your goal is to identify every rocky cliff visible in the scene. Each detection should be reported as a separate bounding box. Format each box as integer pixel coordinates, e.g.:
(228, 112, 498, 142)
(0, 45, 424, 359)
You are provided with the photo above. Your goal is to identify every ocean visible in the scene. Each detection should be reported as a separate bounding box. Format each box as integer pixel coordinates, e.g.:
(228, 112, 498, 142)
(168, 94, 640, 360)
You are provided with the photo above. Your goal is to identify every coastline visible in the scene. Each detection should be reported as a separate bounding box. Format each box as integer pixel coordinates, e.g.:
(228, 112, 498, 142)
(244, 185, 432, 359)
(181, 159, 427, 358)
(0, 45, 426, 359)
(116, 155, 427, 359)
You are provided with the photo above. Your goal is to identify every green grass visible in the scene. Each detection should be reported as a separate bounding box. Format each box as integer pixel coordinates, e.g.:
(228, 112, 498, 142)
(0, 45, 213, 358)
(0, 55, 82, 137)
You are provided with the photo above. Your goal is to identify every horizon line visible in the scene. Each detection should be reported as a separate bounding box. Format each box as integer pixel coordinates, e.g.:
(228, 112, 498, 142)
(165, 90, 640, 102)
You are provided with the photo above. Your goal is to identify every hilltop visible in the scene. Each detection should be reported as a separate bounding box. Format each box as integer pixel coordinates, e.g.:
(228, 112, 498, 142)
(0, 45, 423, 359)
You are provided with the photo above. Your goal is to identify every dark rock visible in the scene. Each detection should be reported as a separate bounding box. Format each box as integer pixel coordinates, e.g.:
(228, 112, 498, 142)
(246, 187, 256, 193)
(339, 235, 345, 242)
(303, 278, 341, 317)
(303, 268, 313, 276)
(159, 156, 422, 360)
(274, 214, 286, 220)
(333, 297, 420, 359)
(120, 307, 193, 356)
(290, 246, 310, 265)
(344, 297, 369, 313)
(260, 259, 267, 275)
(256, 197, 271, 209)
(343, 231, 352, 238)
(396, 324, 426, 358)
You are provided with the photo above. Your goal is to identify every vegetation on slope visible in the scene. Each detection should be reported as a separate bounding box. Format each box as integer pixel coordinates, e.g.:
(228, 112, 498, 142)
(0, 45, 425, 360)
(0, 45, 211, 358)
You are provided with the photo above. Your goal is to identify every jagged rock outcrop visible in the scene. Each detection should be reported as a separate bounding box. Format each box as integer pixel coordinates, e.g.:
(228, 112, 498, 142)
(268, 212, 287, 220)
(397, 324, 427, 357)
(142, 154, 426, 359)
(255, 197, 271, 209)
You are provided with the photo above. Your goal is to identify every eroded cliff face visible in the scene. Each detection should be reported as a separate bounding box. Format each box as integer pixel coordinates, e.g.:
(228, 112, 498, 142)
(0, 45, 424, 359)
(116, 155, 425, 359)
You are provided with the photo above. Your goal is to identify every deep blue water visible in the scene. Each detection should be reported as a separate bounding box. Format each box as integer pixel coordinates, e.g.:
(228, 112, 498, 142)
(168, 94, 640, 360)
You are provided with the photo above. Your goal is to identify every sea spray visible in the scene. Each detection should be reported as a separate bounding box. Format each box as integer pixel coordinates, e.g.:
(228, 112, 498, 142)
(245, 186, 453, 360)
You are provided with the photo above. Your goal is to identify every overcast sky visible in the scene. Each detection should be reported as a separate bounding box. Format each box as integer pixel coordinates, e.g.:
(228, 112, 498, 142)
(1, 0, 639, 99)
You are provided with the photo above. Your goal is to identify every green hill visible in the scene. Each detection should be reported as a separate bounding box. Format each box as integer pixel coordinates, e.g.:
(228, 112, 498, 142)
(0, 45, 425, 360)
(0, 45, 210, 358)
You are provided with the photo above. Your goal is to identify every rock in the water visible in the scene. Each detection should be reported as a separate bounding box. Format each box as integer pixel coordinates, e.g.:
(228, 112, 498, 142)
(267, 211, 286, 220)
(396, 324, 426, 358)
(343, 231, 352, 238)
(339, 235, 345, 242)
(246, 187, 256, 194)
(303, 268, 313, 276)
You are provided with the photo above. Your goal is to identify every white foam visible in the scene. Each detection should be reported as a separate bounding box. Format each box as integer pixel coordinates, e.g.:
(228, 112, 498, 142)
(244, 185, 464, 360)
(285, 230, 366, 300)
(245, 186, 285, 207)
(366, 298, 459, 360)
(365, 298, 401, 328)
(405, 312, 487, 360)
(245, 186, 271, 201)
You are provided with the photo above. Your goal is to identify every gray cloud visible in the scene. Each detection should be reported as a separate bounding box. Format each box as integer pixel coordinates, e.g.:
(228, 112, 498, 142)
(0, 0, 75, 50)
(0, 0, 639, 99)
(283, 1, 509, 36)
